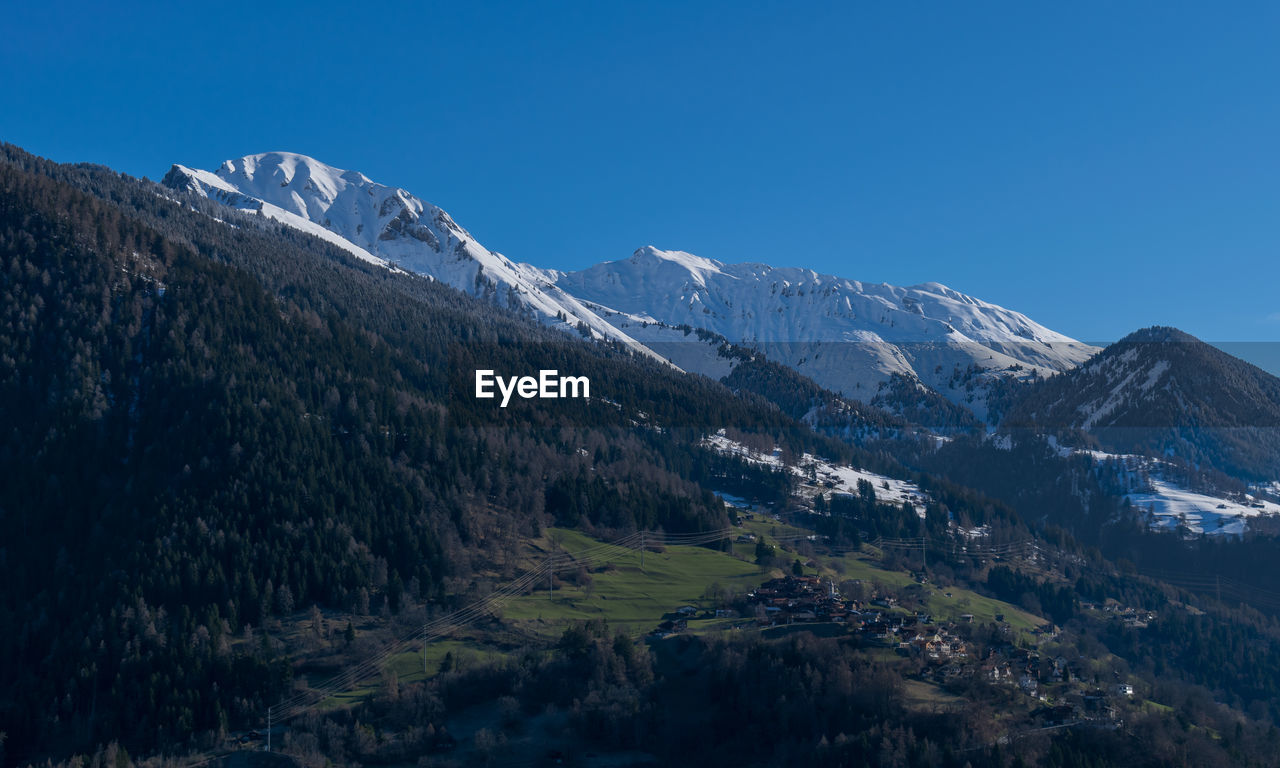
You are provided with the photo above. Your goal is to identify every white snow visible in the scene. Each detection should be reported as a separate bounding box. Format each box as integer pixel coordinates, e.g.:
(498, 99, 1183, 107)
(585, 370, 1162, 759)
(556, 246, 1098, 411)
(1254, 481, 1280, 499)
(810, 461, 928, 518)
(170, 163, 388, 267)
(1140, 360, 1170, 391)
(702, 430, 928, 517)
(1131, 479, 1280, 536)
(1070, 444, 1279, 536)
(716, 491, 752, 509)
(169, 153, 1098, 410)
(168, 154, 663, 360)
(1073, 356, 1175, 430)
(703, 432, 786, 468)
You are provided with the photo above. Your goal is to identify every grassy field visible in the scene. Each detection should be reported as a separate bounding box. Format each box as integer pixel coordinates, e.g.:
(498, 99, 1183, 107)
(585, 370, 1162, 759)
(829, 550, 1046, 635)
(501, 523, 1046, 636)
(733, 516, 1047, 633)
(497, 522, 1046, 640)
(921, 585, 1045, 633)
(300, 518, 1047, 712)
(499, 528, 762, 636)
(321, 639, 478, 709)
(902, 679, 966, 711)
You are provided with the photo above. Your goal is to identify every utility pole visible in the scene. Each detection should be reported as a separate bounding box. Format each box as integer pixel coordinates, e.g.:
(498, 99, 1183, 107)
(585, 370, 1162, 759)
(640, 531, 645, 572)
(422, 625, 429, 676)
(548, 558, 553, 601)
(266, 705, 272, 752)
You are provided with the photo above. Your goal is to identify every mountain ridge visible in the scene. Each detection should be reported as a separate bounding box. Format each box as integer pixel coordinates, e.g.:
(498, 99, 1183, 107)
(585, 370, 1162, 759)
(164, 152, 1099, 415)
(1003, 325, 1280, 479)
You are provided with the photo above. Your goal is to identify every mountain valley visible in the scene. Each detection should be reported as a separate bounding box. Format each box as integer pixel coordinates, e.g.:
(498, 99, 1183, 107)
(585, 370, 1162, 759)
(3, 143, 1280, 768)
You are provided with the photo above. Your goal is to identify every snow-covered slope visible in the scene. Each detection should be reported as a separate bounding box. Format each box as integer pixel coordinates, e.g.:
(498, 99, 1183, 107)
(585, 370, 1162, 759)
(703, 430, 929, 517)
(557, 247, 1097, 410)
(163, 162, 389, 267)
(164, 154, 1097, 416)
(1132, 479, 1278, 536)
(1054, 444, 1280, 536)
(162, 153, 658, 356)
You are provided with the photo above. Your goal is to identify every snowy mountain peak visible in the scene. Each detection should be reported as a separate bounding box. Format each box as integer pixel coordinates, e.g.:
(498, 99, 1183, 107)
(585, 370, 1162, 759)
(215, 153, 385, 219)
(623, 246, 728, 289)
(907, 282, 985, 308)
(555, 252, 1098, 417)
(198, 152, 465, 256)
(631, 245, 723, 271)
(164, 151, 1098, 420)
(913, 281, 951, 293)
(164, 154, 661, 356)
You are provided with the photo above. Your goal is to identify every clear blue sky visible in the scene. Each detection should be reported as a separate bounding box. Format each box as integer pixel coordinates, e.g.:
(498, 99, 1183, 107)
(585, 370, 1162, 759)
(4, 1, 1279, 348)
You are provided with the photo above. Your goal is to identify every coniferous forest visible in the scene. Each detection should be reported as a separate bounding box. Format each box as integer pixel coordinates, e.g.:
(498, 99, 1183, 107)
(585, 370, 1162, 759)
(0, 145, 823, 761)
(10, 143, 1280, 768)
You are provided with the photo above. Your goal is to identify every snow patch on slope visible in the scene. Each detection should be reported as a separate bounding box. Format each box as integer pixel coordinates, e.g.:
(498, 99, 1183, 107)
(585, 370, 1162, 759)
(1132, 479, 1279, 536)
(1069, 444, 1280, 536)
(702, 430, 927, 517)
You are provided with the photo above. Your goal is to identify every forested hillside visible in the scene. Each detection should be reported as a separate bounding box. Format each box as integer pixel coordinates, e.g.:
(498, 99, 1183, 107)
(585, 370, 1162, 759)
(1003, 326, 1280, 479)
(13, 144, 1280, 768)
(0, 145, 834, 763)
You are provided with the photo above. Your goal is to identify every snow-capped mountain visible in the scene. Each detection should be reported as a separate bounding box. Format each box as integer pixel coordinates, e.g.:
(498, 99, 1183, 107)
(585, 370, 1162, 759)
(161, 153, 656, 355)
(557, 246, 1097, 416)
(163, 153, 1097, 416)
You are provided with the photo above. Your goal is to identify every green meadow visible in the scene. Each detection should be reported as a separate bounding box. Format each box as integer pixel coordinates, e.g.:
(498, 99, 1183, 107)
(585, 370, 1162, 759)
(307, 521, 1046, 710)
(499, 528, 763, 636)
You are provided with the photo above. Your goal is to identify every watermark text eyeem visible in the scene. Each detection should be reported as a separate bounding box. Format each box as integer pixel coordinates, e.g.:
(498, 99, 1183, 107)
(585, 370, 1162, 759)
(474, 369, 590, 407)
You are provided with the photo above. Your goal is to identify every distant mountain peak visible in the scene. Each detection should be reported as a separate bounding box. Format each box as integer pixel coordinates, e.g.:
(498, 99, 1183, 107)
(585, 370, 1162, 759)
(632, 244, 719, 266)
(623, 245, 727, 287)
(911, 281, 953, 294)
(1117, 325, 1200, 345)
(1004, 325, 1280, 478)
(165, 151, 1098, 418)
(165, 153, 686, 363)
